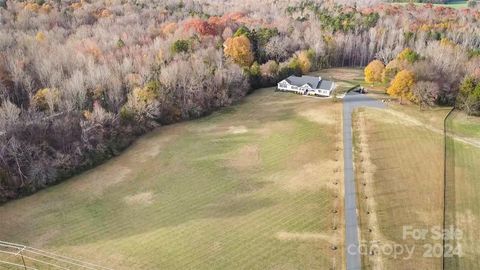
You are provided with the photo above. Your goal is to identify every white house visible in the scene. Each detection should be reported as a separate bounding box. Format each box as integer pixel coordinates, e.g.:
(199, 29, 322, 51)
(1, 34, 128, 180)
(277, 75, 335, 97)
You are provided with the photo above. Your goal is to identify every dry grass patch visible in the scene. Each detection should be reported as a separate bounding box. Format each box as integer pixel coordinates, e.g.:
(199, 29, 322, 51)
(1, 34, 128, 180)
(354, 110, 385, 270)
(353, 106, 446, 270)
(124, 192, 154, 206)
(298, 108, 337, 125)
(31, 229, 61, 248)
(276, 231, 336, 243)
(70, 165, 132, 196)
(270, 161, 337, 193)
(227, 144, 260, 170)
(227, 125, 248, 134)
(255, 121, 291, 136)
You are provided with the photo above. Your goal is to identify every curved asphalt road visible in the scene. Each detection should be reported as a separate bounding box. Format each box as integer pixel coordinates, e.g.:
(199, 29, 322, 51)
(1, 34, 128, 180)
(343, 92, 385, 270)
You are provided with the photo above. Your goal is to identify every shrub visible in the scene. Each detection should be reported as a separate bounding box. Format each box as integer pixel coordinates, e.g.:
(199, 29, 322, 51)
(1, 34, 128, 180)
(120, 106, 135, 122)
(234, 26, 251, 38)
(458, 76, 480, 115)
(116, 38, 125, 48)
(397, 48, 420, 64)
(278, 64, 296, 79)
(32, 88, 59, 112)
(255, 27, 279, 46)
(35, 32, 46, 42)
(171, 39, 190, 54)
(134, 81, 160, 103)
(260, 60, 279, 77)
(297, 50, 315, 74)
(247, 62, 262, 88)
(0, 101, 20, 130)
(287, 57, 302, 76)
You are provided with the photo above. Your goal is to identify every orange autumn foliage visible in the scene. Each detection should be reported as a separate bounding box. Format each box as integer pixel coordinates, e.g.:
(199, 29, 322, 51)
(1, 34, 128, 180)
(24, 3, 40, 12)
(183, 18, 217, 36)
(162, 22, 177, 36)
(387, 70, 416, 103)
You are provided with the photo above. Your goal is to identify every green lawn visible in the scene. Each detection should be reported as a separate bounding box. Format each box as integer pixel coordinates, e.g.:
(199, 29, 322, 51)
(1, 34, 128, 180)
(445, 110, 480, 269)
(0, 86, 344, 269)
(449, 113, 480, 138)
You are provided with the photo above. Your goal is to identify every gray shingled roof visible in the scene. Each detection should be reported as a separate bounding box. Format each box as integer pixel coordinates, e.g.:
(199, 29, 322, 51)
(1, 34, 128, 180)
(285, 75, 320, 88)
(319, 80, 333, 91)
(284, 75, 333, 90)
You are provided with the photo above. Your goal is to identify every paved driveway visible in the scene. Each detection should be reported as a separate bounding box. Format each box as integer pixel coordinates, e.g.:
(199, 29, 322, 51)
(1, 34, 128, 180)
(343, 92, 385, 270)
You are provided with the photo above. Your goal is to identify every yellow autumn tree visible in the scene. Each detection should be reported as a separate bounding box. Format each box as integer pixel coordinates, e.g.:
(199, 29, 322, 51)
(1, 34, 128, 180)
(24, 3, 40, 12)
(223, 35, 254, 67)
(35, 32, 46, 42)
(297, 50, 315, 74)
(387, 70, 416, 104)
(364, 60, 385, 84)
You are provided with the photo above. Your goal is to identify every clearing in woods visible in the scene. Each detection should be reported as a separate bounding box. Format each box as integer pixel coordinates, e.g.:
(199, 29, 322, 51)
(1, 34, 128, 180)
(0, 70, 357, 269)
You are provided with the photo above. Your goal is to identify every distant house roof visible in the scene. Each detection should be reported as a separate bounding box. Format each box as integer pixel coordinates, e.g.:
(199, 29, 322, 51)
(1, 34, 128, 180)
(284, 75, 334, 91)
(319, 79, 333, 91)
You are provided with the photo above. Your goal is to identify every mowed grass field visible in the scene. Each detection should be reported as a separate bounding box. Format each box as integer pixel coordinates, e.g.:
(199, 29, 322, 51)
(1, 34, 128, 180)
(0, 86, 345, 269)
(310, 67, 364, 95)
(395, 0, 468, 9)
(352, 103, 451, 269)
(446, 111, 480, 269)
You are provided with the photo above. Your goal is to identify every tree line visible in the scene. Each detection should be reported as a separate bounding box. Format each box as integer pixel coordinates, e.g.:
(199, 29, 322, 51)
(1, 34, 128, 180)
(0, 0, 479, 201)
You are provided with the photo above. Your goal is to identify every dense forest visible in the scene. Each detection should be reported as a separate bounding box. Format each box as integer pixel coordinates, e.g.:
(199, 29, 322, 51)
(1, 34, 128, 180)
(0, 0, 479, 202)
